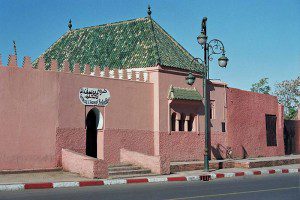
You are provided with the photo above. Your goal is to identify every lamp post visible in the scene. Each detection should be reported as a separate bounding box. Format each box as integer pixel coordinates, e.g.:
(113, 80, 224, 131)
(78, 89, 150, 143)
(186, 17, 228, 172)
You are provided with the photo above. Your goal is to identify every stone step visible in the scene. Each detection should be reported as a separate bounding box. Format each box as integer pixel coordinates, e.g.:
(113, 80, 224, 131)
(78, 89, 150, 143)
(109, 163, 133, 168)
(234, 157, 300, 168)
(170, 160, 234, 173)
(108, 173, 157, 180)
(170, 155, 300, 173)
(109, 169, 152, 176)
(109, 166, 141, 172)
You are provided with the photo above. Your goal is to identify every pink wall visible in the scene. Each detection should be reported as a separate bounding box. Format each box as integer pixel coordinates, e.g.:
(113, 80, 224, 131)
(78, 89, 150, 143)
(62, 149, 108, 178)
(149, 66, 205, 157)
(226, 88, 285, 158)
(0, 66, 58, 170)
(102, 129, 154, 164)
(159, 131, 203, 161)
(56, 128, 86, 166)
(0, 57, 155, 170)
(0, 56, 288, 171)
(154, 66, 204, 132)
(208, 81, 228, 133)
(120, 148, 169, 174)
(149, 67, 229, 161)
(58, 72, 154, 130)
(56, 72, 154, 165)
(56, 127, 154, 166)
(159, 131, 228, 162)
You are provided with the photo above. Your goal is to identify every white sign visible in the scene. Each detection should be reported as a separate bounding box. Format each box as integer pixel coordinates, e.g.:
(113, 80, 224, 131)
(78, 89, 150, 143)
(79, 87, 110, 106)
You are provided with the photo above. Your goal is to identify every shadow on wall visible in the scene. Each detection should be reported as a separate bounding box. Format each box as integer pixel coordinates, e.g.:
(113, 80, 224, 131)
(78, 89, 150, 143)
(242, 146, 249, 159)
(211, 146, 223, 160)
(211, 144, 236, 160)
(210, 144, 251, 160)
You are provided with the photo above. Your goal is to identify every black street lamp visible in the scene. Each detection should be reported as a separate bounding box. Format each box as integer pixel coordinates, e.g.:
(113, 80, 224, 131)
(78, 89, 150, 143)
(186, 17, 228, 172)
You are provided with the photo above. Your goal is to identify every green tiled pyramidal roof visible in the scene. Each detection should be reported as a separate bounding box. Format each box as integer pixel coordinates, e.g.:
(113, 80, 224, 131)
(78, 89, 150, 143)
(35, 17, 203, 72)
(168, 86, 202, 101)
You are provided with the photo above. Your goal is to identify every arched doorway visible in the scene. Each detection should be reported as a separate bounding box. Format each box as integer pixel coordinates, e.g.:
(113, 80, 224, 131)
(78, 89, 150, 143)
(86, 108, 100, 158)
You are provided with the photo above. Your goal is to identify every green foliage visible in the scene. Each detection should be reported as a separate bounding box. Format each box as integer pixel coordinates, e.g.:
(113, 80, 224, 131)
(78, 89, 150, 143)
(274, 76, 300, 119)
(285, 107, 298, 120)
(250, 78, 271, 94)
(251, 77, 299, 119)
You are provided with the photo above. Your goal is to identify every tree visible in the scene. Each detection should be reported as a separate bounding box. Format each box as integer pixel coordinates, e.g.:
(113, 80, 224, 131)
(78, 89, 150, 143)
(250, 78, 271, 94)
(274, 76, 300, 119)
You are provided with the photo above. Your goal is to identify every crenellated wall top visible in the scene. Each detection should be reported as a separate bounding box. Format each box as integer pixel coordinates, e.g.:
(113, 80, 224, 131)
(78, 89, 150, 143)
(0, 55, 149, 82)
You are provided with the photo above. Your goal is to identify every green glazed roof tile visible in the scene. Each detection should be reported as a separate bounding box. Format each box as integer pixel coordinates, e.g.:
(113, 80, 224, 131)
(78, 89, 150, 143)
(168, 85, 202, 101)
(35, 17, 203, 73)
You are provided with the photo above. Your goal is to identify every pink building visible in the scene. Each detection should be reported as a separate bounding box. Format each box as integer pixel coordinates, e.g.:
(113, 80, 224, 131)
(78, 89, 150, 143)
(0, 15, 287, 177)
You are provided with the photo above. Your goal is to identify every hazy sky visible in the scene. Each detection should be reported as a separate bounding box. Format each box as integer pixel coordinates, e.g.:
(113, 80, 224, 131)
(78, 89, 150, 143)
(0, 0, 299, 90)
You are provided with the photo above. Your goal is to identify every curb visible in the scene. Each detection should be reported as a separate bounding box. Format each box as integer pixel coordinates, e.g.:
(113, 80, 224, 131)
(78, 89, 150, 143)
(0, 168, 299, 191)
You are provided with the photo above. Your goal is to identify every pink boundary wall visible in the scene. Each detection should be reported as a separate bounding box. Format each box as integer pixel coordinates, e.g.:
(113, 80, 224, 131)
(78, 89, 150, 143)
(0, 60, 58, 170)
(226, 88, 285, 158)
(0, 55, 290, 172)
(157, 86, 285, 162)
(62, 149, 108, 178)
(0, 55, 154, 170)
(120, 148, 170, 174)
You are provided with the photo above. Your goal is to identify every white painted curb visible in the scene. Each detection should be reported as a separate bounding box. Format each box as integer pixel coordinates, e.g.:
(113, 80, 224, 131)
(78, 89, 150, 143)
(0, 168, 298, 191)
(53, 182, 79, 188)
(0, 184, 24, 191)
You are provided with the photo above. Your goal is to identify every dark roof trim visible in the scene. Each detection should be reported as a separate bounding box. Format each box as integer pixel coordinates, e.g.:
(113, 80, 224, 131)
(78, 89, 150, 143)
(168, 85, 202, 101)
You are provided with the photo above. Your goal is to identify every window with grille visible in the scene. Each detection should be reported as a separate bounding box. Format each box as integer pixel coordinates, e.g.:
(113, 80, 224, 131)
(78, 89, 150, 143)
(265, 114, 277, 146)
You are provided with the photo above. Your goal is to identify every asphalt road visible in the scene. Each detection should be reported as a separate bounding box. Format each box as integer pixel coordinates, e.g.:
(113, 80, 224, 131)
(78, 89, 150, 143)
(0, 174, 299, 200)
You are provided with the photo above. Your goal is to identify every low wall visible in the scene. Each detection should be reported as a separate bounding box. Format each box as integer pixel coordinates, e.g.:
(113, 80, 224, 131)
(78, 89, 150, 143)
(103, 129, 154, 164)
(56, 128, 155, 166)
(62, 149, 108, 179)
(120, 148, 170, 174)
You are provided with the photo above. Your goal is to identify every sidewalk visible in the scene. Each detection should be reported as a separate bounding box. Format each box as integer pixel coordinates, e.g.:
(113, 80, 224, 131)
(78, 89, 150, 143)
(0, 170, 90, 185)
(0, 164, 299, 191)
(171, 154, 300, 172)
